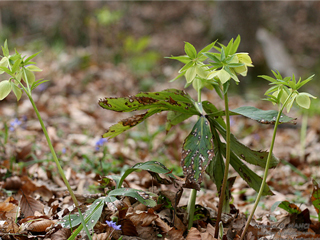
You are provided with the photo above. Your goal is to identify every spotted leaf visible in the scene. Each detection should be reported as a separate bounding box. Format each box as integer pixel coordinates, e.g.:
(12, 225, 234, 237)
(108, 188, 157, 207)
(99, 89, 199, 115)
(181, 116, 214, 190)
(102, 108, 163, 138)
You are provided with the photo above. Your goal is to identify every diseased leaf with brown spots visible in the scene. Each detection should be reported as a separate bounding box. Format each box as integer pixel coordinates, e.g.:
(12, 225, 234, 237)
(99, 89, 199, 115)
(103, 108, 163, 138)
(181, 116, 214, 190)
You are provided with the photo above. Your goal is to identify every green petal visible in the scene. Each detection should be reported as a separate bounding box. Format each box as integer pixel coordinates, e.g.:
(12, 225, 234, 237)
(185, 66, 197, 83)
(0, 80, 12, 100)
(218, 69, 231, 84)
(296, 93, 312, 109)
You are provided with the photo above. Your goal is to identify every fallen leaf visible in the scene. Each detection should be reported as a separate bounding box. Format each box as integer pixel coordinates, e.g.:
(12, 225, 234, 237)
(20, 194, 44, 217)
(0, 202, 19, 220)
(186, 227, 201, 240)
(27, 219, 56, 232)
(126, 211, 158, 227)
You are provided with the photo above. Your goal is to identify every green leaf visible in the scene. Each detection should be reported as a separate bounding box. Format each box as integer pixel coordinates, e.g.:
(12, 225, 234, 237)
(311, 179, 320, 219)
(259, 75, 276, 83)
(207, 116, 279, 169)
(169, 71, 185, 82)
(108, 188, 157, 207)
(102, 108, 163, 139)
(231, 106, 295, 124)
(61, 197, 105, 229)
(0, 66, 12, 76)
(116, 161, 176, 189)
(198, 41, 217, 55)
(26, 65, 42, 72)
(276, 201, 301, 214)
(296, 93, 312, 109)
(0, 80, 11, 100)
(22, 68, 35, 85)
(11, 58, 22, 74)
(99, 89, 198, 115)
(2, 40, 9, 57)
(0, 57, 9, 74)
(10, 82, 22, 101)
(230, 35, 241, 55)
(24, 51, 41, 64)
(184, 42, 197, 59)
(181, 116, 214, 189)
(166, 111, 193, 132)
(166, 55, 191, 64)
(203, 52, 221, 63)
(296, 74, 314, 89)
(205, 127, 225, 192)
(228, 146, 274, 195)
(185, 65, 197, 83)
(31, 79, 50, 91)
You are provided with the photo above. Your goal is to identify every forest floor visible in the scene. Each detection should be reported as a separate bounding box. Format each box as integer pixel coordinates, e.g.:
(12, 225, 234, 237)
(1, 46, 320, 240)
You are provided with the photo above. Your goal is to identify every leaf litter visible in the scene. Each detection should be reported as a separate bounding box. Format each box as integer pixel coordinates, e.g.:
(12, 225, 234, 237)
(0, 51, 320, 240)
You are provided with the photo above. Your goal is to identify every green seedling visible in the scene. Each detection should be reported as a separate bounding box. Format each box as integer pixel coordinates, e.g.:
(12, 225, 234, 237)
(0, 41, 92, 239)
(240, 71, 316, 240)
(99, 36, 298, 237)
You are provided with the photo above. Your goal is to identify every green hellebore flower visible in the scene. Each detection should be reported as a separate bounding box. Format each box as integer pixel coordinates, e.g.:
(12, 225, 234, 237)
(296, 92, 317, 109)
(234, 53, 253, 76)
(207, 68, 232, 85)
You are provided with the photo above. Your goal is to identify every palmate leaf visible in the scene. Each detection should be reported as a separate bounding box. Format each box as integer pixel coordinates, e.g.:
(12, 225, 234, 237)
(99, 89, 198, 115)
(181, 115, 214, 190)
(203, 102, 279, 168)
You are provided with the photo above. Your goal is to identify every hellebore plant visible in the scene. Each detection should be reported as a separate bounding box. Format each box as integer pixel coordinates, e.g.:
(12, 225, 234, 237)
(99, 35, 299, 237)
(0, 41, 93, 239)
(240, 71, 316, 240)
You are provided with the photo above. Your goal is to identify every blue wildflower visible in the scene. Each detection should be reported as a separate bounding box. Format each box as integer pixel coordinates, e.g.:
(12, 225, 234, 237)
(106, 220, 121, 231)
(95, 137, 108, 151)
(9, 118, 22, 131)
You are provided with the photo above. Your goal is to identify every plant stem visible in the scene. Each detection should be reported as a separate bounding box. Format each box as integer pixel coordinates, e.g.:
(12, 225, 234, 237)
(240, 97, 290, 240)
(300, 113, 308, 162)
(214, 92, 231, 238)
(187, 88, 202, 230)
(27, 94, 92, 240)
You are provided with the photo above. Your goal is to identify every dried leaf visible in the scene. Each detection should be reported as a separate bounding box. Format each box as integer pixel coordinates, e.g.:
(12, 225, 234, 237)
(3, 176, 22, 190)
(126, 211, 158, 227)
(20, 194, 44, 217)
(166, 228, 184, 240)
(51, 228, 71, 240)
(27, 219, 56, 232)
(186, 227, 202, 240)
(0, 202, 19, 220)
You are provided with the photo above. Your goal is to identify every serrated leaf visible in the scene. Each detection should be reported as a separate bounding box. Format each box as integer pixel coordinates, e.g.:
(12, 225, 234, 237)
(10, 82, 22, 101)
(231, 106, 295, 124)
(108, 188, 157, 207)
(181, 116, 214, 189)
(99, 89, 198, 115)
(184, 42, 197, 59)
(0, 80, 11, 100)
(102, 108, 163, 139)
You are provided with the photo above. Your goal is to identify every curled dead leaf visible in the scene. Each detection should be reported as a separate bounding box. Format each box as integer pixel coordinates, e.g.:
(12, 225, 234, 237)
(0, 219, 19, 233)
(27, 219, 56, 232)
(166, 228, 184, 240)
(126, 211, 158, 227)
(0, 202, 19, 220)
(3, 176, 22, 190)
(186, 227, 201, 240)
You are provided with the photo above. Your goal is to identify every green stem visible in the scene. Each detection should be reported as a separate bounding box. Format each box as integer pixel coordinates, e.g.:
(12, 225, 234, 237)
(300, 113, 308, 162)
(214, 92, 231, 238)
(187, 88, 202, 230)
(240, 96, 291, 240)
(27, 93, 92, 240)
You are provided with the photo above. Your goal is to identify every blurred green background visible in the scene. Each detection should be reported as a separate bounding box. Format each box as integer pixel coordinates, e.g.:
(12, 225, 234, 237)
(0, 1, 319, 94)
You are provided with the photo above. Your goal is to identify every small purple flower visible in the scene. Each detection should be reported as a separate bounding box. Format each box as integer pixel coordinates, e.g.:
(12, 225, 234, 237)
(106, 220, 121, 230)
(9, 118, 22, 131)
(95, 137, 108, 151)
